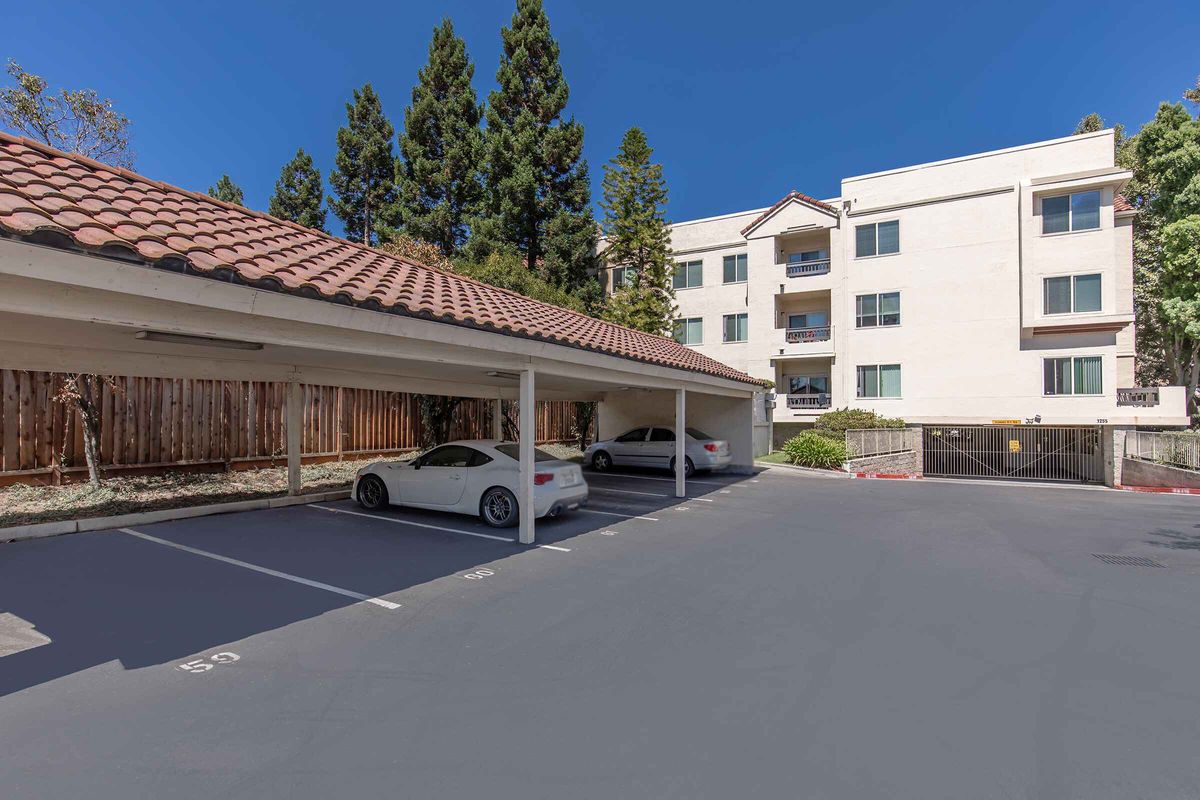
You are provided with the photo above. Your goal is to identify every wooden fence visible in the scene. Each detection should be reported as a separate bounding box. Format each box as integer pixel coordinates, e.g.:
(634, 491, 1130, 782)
(0, 370, 589, 485)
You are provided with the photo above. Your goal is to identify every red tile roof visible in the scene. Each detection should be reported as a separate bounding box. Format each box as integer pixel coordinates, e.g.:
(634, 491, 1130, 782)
(1113, 194, 1134, 213)
(0, 133, 759, 386)
(741, 190, 838, 236)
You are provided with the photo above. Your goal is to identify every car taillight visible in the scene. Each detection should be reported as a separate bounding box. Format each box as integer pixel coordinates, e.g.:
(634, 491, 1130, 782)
(704, 443, 719, 452)
(534, 473, 553, 485)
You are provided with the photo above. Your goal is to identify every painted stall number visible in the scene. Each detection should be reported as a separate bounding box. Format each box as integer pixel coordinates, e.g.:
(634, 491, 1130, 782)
(178, 652, 241, 673)
(600, 530, 617, 536)
(461, 569, 495, 581)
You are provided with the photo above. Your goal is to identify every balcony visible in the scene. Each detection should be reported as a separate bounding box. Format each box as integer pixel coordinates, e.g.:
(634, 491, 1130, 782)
(773, 324, 835, 359)
(1117, 387, 1160, 407)
(785, 259, 831, 278)
(787, 393, 832, 410)
(784, 325, 831, 345)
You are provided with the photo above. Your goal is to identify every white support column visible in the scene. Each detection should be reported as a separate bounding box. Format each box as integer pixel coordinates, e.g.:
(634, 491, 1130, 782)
(493, 395, 504, 440)
(518, 368, 536, 544)
(675, 387, 686, 498)
(286, 380, 303, 496)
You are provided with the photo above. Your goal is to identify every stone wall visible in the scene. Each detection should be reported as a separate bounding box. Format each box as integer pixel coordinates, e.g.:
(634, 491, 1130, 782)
(1120, 458, 1200, 489)
(844, 451, 920, 475)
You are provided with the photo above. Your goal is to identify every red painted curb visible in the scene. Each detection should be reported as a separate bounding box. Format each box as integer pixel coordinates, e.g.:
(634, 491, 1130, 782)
(850, 473, 923, 480)
(1115, 484, 1200, 495)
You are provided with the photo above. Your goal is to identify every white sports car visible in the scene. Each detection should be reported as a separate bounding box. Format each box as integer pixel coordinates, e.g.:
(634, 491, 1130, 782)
(352, 440, 588, 527)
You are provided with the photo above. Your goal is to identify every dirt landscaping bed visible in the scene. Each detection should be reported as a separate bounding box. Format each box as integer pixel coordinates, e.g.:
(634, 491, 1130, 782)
(0, 444, 585, 529)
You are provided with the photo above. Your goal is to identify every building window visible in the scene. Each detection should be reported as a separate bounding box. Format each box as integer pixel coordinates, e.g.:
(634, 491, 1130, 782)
(672, 259, 703, 290)
(855, 220, 900, 258)
(611, 266, 637, 289)
(788, 375, 829, 395)
(722, 313, 748, 342)
(787, 249, 829, 265)
(1042, 190, 1101, 234)
(787, 311, 829, 329)
(855, 292, 901, 327)
(1043, 274, 1101, 314)
(723, 253, 748, 284)
(673, 317, 703, 345)
(1044, 356, 1102, 395)
(856, 364, 901, 398)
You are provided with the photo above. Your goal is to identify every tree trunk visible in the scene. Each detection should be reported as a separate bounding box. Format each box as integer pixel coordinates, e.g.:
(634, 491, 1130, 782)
(75, 373, 103, 488)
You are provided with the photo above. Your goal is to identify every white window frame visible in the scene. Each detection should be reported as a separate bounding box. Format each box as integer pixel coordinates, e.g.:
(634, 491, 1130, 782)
(611, 266, 637, 290)
(722, 312, 748, 343)
(855, 291, 901, 328)
(856, 363, 902, 398)
(673, 259, 703, 290)
(854, 220, 900, 259)
(1040, 190, 1102, 235)
(1042, 355, 1103, 396)
(722, 253, 748, 285)
(673, 316, 703, 346)
(1042, 273, 1102, 315)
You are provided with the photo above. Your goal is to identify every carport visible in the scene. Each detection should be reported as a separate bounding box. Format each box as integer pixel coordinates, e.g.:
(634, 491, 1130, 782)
(0, 133, 761, 544)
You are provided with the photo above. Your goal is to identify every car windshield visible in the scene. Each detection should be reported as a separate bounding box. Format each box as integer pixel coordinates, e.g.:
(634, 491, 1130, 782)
(686, 428, 714, 440)
(494, 444, 559, 462)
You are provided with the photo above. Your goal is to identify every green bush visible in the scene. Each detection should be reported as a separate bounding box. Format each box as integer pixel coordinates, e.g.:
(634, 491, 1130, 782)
(781, 431, 848, 470)
(813, 407, 905, 442)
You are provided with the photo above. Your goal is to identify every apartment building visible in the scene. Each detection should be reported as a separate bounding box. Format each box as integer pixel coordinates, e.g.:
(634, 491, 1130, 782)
(605, 129, 1189, 447)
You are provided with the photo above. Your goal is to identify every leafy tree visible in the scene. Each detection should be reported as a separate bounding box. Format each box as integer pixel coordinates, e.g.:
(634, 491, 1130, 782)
(0, 60, 133, 168)
(207, 174, 245, 205)
(1074, 113, 1105, 134)
(600, 127, 676, 335)
(417, 395, 463, 448)
(329, 83, 397, 244)
(1184, 75, 1200, 107)
(397, 19, 484, 256)
(269, 148, 326, 230)
(471, 0, 597, 291)
(1124, 97, 1200, 419)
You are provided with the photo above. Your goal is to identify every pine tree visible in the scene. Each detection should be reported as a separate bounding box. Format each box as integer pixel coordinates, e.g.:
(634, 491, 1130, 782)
(269, 148, 326, 231)
(329, 84, 397, 244)
(207, 174, 244, 205)
(600, 127, 676, 336)
(397, 19, 484, 257)
(472, 0, 596, 289)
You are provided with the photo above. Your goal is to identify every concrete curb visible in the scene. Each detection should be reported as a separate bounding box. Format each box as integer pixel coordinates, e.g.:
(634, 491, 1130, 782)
(1, 490, 353, 544)
(755, 462, 850, 478)
(1115, 484, 1200, 496)
(849, 472, 923, 480)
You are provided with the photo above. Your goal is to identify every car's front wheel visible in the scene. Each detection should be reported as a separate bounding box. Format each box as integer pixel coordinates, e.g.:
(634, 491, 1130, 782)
(357, 474, 389, 510)
(591, 450, 613, 472)
(480, 486, 519, 528)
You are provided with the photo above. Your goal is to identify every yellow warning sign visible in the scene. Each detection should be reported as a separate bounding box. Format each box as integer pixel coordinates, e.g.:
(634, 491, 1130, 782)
(992, 419, 1021, 425)
(1008, 439, 1021, 453)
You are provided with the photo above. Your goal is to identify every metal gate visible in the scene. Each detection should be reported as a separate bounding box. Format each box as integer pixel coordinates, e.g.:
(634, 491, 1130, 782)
(922, 425, 1104, 483)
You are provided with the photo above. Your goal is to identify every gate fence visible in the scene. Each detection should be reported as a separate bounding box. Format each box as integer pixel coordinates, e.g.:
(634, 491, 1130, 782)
(1124, 430, 1200, 471)
(0, 370, 590, 484)
(922, 425, 1103, 483)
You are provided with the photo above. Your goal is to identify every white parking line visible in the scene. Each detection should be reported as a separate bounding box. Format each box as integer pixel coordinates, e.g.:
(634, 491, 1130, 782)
(590, 486, 717, 503)
(579, 509, 660, 521)
(119, 528, 401, 610)
(312, 505, 571, 552)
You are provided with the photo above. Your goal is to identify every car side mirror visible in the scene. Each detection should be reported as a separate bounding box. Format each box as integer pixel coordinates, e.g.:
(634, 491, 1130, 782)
(413, 459, 422, 470)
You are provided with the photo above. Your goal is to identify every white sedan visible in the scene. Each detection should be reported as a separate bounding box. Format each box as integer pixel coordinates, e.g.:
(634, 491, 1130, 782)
(584, 426, 731, 477)
(352, 440, 588, 527)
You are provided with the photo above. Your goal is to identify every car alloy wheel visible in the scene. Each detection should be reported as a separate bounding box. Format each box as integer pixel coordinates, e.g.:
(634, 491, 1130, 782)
(357, 475, 387, 509)
(669, 457, 695, 479)
(592, 451, 612, 471)
(480, 487, 519, 528)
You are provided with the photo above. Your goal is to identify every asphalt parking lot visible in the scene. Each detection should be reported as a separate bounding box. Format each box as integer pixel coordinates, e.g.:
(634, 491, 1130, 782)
(2, 467, 1200, 799)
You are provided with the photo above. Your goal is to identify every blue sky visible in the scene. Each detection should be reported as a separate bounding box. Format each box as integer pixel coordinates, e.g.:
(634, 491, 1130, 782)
(5, 0, 1198, 234)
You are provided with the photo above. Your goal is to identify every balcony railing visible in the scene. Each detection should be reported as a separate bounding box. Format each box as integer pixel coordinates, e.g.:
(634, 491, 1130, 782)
(1116, 387, 1160, 407)
(787, 393, 832, 410)
(785, 259, 831, 278)
(784, 325, 832, 344)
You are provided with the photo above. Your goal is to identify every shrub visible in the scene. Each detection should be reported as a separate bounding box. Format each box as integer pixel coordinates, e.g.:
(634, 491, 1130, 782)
(781, 431, 848, 470)
(813, 407, 905, 442)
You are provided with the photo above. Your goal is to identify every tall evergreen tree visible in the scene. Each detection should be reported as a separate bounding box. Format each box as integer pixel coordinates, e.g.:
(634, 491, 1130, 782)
(600, 127, 676, 335)
(329, 84, 397, 244)
(269, 148, 326, 231)
(471, 0, 596, 289)
(397, 19, 484, 256)
(207, 174, 244, 205)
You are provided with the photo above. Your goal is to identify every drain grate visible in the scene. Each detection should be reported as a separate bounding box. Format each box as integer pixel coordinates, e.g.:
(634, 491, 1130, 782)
(1091, 553, 1166, 568)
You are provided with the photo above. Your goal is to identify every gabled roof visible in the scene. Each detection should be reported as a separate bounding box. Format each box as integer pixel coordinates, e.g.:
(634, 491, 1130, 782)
(0, 132, 758, 386)
(740, 190, 838, 236)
